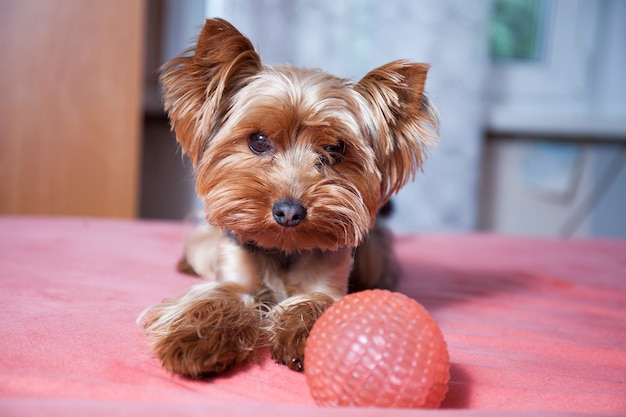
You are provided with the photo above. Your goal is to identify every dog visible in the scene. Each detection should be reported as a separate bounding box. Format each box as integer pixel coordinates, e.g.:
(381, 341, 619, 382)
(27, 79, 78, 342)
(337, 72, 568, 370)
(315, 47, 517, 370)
(138, 18, 438, 378)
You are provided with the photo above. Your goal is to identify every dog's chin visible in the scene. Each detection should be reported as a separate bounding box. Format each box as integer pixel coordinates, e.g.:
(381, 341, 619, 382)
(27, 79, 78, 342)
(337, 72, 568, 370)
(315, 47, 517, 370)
(229, 225, 361, 254)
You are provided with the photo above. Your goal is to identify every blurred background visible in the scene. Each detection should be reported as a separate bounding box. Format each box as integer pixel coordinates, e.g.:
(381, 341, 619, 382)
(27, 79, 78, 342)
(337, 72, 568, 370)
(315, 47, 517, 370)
(1, 0, 625, 238)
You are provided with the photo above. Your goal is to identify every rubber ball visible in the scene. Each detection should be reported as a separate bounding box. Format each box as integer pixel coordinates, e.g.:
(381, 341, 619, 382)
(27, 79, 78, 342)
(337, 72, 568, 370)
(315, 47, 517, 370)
(304, 289, 450, 408)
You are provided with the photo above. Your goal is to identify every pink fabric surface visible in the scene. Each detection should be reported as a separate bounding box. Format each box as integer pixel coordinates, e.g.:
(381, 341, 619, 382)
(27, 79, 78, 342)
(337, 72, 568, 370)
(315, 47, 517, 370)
(0, 217, 624, 416)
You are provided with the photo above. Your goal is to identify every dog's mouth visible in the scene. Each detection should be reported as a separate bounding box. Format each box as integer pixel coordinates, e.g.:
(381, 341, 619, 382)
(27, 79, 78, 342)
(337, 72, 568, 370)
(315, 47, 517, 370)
(233, 226, 350, 254)
(225, 210, 363, 255)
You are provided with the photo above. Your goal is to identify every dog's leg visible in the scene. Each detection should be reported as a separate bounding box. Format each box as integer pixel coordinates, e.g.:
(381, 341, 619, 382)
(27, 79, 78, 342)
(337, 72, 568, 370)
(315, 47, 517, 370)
(266, 293, 334, 371)
(177, 223, 223, 277)
(139, 281, 261, 378)
(139, 235, 265, 378)
(264, 248, 353, 371)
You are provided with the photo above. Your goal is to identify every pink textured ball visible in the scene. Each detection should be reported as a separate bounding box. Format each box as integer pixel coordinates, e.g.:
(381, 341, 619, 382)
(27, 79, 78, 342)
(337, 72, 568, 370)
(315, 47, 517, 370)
(304, 290, 450, 408)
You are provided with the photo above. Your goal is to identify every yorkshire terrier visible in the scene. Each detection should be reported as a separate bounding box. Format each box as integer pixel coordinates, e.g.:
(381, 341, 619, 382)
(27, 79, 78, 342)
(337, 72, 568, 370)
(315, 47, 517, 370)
(139, 18, 438, 378)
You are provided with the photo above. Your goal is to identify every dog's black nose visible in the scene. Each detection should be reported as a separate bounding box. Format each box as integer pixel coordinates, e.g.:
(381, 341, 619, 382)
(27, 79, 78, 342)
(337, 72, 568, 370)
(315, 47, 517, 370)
(272, 199, 306, 227)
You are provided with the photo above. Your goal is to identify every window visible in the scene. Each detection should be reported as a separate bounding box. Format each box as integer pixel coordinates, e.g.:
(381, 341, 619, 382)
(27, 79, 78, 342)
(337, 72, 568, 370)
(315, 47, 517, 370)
(487, 0, 626, 138)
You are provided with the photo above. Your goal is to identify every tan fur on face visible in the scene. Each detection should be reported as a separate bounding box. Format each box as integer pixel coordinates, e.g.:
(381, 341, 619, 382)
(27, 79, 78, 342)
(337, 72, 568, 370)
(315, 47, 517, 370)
(189, 67, 383, 252)
(140, 18, 439, 377)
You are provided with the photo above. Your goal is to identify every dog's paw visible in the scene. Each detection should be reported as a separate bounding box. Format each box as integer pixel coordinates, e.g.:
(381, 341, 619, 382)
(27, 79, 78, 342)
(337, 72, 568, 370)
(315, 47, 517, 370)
(267, 293, 334, 372)
(270, 328, 307, 371)
(139, 284, 261, 378)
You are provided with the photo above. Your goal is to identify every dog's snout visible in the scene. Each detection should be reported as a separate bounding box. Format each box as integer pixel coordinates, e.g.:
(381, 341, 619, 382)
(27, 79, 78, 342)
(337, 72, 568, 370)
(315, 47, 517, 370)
(272, 199, 307, 227)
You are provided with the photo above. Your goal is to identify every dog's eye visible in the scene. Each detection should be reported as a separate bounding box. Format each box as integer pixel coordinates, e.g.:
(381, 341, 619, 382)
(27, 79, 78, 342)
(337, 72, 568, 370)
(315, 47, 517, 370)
(319, 141, 346, 165)
(248, 133, 273, 155)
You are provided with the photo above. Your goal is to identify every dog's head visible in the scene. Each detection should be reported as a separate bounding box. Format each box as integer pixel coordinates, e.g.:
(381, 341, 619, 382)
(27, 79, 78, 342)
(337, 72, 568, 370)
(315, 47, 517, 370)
(161, 18, 438, 253)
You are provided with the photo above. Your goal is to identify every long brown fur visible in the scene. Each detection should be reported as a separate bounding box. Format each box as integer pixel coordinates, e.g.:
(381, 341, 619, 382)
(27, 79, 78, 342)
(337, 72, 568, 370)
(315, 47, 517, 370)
(138, 18, 438, 378)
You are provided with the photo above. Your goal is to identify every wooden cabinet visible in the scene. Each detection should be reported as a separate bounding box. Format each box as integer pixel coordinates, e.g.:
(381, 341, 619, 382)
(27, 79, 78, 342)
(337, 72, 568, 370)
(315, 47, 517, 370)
(0, 0, 145, 218)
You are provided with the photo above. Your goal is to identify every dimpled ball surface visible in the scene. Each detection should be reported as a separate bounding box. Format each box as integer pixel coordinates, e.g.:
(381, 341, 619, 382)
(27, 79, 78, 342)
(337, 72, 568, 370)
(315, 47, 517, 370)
(304, 289, 450, 408)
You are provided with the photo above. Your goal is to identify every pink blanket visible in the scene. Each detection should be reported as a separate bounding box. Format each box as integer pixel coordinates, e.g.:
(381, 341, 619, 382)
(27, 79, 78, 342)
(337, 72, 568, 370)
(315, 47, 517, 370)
(1, 217, 624, 416)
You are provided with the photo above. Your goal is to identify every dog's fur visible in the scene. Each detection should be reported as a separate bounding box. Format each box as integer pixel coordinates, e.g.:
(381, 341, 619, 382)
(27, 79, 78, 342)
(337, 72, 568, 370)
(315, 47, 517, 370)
(138, 18, 438, 378)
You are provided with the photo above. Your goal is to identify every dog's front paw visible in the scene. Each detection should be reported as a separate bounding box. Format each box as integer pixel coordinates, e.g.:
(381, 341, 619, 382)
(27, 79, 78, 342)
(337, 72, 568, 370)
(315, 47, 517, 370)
(267, 293, 334, 372)
(139, 284, 261, 378)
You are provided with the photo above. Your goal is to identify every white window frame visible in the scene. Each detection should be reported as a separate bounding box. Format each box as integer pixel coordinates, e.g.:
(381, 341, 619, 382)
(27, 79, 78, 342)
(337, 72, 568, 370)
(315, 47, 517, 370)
(487, 0, 626, 138)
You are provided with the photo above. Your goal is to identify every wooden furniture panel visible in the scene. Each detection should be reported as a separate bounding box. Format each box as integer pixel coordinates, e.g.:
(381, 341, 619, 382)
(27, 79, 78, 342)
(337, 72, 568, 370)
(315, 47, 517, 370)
(0, 0, 145, 218)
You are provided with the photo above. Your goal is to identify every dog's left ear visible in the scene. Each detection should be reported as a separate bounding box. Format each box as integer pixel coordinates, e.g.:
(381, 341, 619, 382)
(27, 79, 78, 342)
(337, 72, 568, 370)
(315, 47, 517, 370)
(355, 60, 439, 206)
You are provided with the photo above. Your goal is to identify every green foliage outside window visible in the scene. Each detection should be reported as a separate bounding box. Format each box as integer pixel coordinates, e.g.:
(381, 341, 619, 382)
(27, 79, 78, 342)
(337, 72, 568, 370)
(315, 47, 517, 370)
(490, 0, 549, 61)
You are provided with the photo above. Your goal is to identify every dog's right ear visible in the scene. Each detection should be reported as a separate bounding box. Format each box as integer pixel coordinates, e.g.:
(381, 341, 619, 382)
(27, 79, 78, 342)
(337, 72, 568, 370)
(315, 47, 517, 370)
(160, 18, 262, 165)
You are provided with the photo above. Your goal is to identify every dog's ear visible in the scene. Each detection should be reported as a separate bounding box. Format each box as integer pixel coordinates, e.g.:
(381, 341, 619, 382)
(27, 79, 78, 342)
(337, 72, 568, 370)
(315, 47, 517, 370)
(160, 18, 262, 165)
(355, 60, 439, 206)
